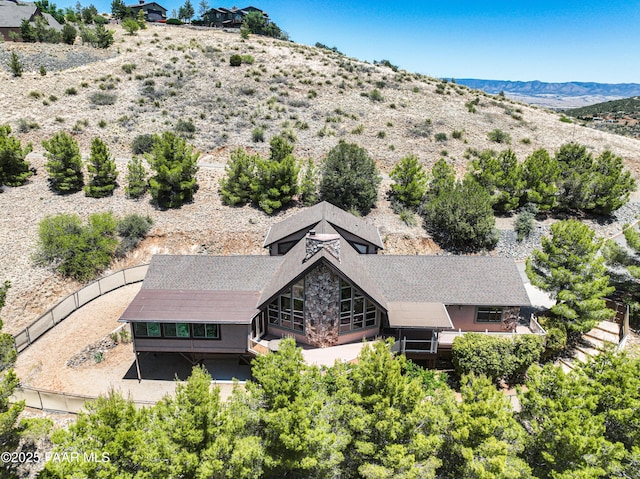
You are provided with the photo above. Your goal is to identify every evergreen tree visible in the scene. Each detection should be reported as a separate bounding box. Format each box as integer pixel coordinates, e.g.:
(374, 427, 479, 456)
(0, 124, 33, 187)
(61, 23, 76, 44)
(94, 23, 114, 48)
(526, 219, 614, 334)
(110, 0, 130, 19)
(42, 131, 84, 194)
(136, 9, 147, 28)
(437, 374, 532, 479)
(178, 0, 194, 22)
(319, 141, 381, 216)
(389, 154, 428, 210)
(426, 157, 456, 199)
(122, 17, 139, 35)
(422, 175, 498, 252)
(519, 363, 626, 479)
(555, 142, 595, 212)
(6, 52, 23, 77)
(298, 158, 318, 206)
(250, 135, 299, 214)
(219, 148, 258, 206)
(19, 19, 36, 42)
(147, 131, 199, 208)
(470, 149, 524, 213)
(522, 148, 559, 211)
(124, 156, 147, 199)
(588, 149, 636, 215)
(84, 137, 118, 198)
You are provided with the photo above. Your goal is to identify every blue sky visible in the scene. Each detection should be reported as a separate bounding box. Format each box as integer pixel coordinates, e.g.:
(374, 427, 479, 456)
(66, 0, 639, 83)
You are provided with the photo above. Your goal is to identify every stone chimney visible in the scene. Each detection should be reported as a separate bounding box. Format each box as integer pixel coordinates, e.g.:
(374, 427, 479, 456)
(304, 232, 341, 263)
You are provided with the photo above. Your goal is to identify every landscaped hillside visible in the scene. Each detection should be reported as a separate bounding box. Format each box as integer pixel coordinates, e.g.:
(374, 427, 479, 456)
(2, 24, 640, 332)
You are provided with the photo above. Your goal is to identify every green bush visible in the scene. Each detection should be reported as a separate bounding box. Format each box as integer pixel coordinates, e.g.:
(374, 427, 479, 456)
(514, 204, 538, 241)
(89, 92, 117, 106)
(62, 23, 77, 45)
(0, 124, 33, 187)
(229, 54, 242, 67)
(117, 213, 153, 254)
(435, 132, 447, 142)
(7, 52, 23, 77)
(34, 212, 119, 281)
(122, 63, 136, 74)
(131, 134, 156, 155)
(252, 126, 265, 143)
(487, 128, 511, 144)
(166, 18, 183, 25)
(452, 332, 545, 384)
(175, 119, 196, 136)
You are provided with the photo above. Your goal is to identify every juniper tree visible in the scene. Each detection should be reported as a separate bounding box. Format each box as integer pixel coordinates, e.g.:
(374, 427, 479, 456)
(319, 141, 381, 216)
(147, 131, 199, 208)
(0, 124, 33, 187)
(85, 137, 118, 198)
(43, 131, 84, 194)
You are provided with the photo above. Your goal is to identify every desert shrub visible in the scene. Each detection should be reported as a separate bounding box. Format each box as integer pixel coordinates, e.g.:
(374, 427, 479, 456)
(39, 65, 47, 76)
(65, 87, 78, 95)
(319, 141, 381, 216)
(434, 132, 447, 142)
(410, 119, 432, 138)
(487, 128, 511, 144)
(117, 213, 153, 254)
(122, 63, 136, 74)
(166, 18, 183, 25)
(34, 212, 119, 281)
(90, 92, 117, 105)
(122, 17, 139, 35)
(514, 204, 538, 241)
(452, 333, 545, 384)
(175, 119, 196, 136)
(367, 89, 384, 102)
(452, 129, 464, 140)
(252, 127, 265, 143)
(131, 134, 156, 155)
(241, 54, 255, 64)
(229, 54, 242, 67)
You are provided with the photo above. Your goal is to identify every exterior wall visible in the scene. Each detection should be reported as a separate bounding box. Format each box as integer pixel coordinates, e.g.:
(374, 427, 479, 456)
(304, 263, 340, 347)
(331, 225, 379, 254)
(268, 229, 308, 256)
(133, 324, 249, 353)
(446, 305, 521, 332)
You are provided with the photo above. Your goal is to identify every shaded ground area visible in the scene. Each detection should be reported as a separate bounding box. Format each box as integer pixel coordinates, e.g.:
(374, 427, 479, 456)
(124, 353, 252, 382)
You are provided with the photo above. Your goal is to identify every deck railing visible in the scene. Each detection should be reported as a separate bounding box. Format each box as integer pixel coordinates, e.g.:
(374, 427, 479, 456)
(247, 335, 269, 355)
(398, 336, 438, 354)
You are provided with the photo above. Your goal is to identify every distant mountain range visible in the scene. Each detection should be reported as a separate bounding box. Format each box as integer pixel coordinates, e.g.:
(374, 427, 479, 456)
(454, 79, 640, 109)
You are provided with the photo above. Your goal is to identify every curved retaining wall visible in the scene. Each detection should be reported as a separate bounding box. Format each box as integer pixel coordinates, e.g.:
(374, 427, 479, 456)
(13, 264, 149, 354)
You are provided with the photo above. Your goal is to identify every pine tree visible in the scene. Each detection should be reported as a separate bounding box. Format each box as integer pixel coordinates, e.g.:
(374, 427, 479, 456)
(588, 150, 636, 215)
(124, 156, 147, 199)
(85, 137, 118, 198)
(0, 124, 33, 187)
(219, 148, 258, 206)
(522, 148, 559, 211)
(43, 131, 84, 194)
(298, 158, 318, 206)
(526, 219, 614, 334)
(470, 149, 524, 213)
(389, 154, 428, 210)
(7, 52, 23, 77)
(147, 131, 199, 208)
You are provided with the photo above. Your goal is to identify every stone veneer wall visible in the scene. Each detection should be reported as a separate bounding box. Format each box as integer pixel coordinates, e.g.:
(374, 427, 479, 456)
(304, 236, 341, 262)
(304, 264, 340, 347)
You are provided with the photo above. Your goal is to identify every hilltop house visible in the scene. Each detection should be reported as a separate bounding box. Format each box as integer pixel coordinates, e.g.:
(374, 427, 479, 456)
(0, 0, 62, 41)
(202, 5, 268, 28)
(120, 202, 542, 375)
(126, 0, 167, 22)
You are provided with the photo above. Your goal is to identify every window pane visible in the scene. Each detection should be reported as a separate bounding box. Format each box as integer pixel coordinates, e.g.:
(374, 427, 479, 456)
(193, 324, 205, 337)
(476, 307, 502, 322)
(163, 323, 177, 337)
(177, 323, 190, 337)
(147, 322, 161, 337)
(281, 296, 291, 312)
(134, 322, 147, 337)
(293, 298, 304, 312)
(354, 297, 364, 314)
(206, 324, 219, 338)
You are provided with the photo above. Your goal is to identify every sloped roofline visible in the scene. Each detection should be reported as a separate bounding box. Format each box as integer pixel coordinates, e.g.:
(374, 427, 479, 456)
(262, 201, 384, 250)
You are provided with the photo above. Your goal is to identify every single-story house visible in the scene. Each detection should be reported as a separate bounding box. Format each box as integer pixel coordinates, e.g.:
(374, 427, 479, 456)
(126, 0, 166, 22)
(120, 202, 542, 375)
(0, 0, 62, 41)
(202, 5, 268, 28)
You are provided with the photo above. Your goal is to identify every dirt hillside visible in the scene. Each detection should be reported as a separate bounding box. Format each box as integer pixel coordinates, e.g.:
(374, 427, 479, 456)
(1, 24, 640, 333)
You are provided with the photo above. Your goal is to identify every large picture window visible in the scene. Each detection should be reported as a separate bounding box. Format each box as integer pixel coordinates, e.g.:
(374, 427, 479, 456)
(268, 279, 305, 332)
(339, 280, 378, 334)
(476, 307, 503, 323)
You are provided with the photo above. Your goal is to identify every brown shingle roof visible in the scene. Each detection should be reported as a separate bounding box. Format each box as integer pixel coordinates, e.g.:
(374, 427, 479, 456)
(361, 255, 530, 306)
(262, 201, 384, 249)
